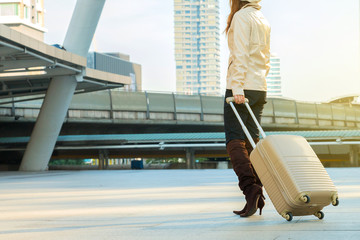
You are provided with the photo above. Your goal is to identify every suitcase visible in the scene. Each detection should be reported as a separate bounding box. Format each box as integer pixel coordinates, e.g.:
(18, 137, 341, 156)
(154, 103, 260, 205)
(226, 97, 339, 221)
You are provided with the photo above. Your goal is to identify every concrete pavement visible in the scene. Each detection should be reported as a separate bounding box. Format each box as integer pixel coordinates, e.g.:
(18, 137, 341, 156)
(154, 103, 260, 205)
(0, 168, 359, 240)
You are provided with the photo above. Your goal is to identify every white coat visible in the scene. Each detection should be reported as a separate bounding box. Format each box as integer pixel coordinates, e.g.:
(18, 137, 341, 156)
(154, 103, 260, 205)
(226, 3, 271, 96)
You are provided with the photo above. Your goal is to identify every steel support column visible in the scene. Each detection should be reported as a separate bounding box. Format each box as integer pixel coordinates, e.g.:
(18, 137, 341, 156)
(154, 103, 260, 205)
(20, 0, 106, 171)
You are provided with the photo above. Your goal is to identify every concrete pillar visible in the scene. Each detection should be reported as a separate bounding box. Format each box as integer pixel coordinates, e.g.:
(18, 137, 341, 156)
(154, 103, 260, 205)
(104, 151, 109, 169)
(19, 76, 77, 171)
(350, 145, 359, 167)
(98, 150, 109, 170)
(186, 148, 195, 169)
(20, 0, 106, 171)
(98, 151, 103, 170)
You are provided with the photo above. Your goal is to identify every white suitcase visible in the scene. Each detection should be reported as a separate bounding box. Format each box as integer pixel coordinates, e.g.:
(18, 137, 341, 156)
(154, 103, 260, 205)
(227, 98, 339, 221)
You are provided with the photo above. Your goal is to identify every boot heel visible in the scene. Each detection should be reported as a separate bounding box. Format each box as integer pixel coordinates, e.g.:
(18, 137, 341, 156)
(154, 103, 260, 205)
(258, 195, 265, 215)
(240, 184, 263, 218)
(240, 194, 260, 217)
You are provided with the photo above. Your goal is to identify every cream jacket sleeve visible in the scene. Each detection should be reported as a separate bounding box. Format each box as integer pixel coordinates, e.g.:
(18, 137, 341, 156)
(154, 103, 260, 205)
(230, 12, 251, 96)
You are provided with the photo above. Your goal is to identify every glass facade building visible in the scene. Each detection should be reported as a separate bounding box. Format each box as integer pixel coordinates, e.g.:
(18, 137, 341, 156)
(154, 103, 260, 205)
(174, 0, 220, 96)
(266, 54, 282, 97)
(0, 0, 46, 41)
(87, 52, 142, 92)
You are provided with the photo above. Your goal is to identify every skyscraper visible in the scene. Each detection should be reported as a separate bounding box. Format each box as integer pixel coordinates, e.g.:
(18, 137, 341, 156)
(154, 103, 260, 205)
(266, 54, 282, 97)
(0, 0, 45, 41)
(174, 0, 220, 95)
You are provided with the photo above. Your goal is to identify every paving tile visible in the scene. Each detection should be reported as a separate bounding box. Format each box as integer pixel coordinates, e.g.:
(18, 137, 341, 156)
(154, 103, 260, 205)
(0, 168, 358, 240)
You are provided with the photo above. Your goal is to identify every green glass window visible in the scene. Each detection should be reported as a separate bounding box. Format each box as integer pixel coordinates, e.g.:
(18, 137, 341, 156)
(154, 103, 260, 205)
(0, 3, 19, 16)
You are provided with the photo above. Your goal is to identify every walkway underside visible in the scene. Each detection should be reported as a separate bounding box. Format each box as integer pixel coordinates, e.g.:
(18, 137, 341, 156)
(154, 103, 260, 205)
(1, 130, 359, 169)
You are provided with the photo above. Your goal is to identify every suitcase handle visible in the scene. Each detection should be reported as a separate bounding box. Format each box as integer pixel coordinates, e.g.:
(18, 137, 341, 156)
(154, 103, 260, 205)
(226, 97, 267, 148)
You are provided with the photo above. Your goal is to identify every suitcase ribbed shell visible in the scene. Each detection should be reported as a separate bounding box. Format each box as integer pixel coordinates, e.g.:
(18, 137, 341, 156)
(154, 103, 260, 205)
(251, 135, 338, 217)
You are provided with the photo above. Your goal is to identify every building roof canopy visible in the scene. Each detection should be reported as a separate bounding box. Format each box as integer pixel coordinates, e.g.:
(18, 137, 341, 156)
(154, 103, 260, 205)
(327, 94, 360, 105)
(0, 24, 131, 100)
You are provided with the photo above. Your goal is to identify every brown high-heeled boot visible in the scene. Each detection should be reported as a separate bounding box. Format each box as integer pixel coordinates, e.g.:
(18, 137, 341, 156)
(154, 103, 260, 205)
(240, 184, 264, 217)
(233, 196, 265, 216)
(227, 139, 258, 191)
(245, 138, 263, 187)
(244, 137, 265, 215)
(227, 139, 263, 215)
(258, 195, 265, 215)
(233, 204, 247, 215)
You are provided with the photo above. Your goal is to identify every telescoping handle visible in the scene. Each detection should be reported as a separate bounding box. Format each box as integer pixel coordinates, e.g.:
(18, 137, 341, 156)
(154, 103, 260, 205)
(226, 97, 267, 149)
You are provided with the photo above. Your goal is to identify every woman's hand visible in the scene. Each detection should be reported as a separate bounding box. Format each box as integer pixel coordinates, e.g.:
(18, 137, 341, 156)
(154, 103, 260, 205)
(234, 94, 245, 104)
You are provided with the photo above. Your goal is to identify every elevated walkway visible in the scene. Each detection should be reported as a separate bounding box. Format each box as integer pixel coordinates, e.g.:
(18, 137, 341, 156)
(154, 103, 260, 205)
(1, 91, 360, 137)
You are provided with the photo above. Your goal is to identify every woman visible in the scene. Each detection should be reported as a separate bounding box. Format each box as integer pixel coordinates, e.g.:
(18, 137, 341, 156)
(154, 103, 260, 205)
(224, 0, 271, 217)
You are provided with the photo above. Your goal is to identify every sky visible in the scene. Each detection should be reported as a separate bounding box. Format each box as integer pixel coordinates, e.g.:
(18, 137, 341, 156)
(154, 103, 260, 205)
(44, 0, 360, 102)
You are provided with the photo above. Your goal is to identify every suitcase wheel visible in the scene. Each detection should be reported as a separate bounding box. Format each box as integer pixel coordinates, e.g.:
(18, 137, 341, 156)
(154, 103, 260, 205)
(300, 195, 311, 204)
(284, 212, 293, 221)
(332, 198, 339, 206)
(314, 211, 324, 220)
